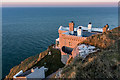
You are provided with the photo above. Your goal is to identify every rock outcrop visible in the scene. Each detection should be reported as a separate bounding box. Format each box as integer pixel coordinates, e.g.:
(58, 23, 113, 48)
(5, 49, 48, 79)
(54, 27, 120, 78)
(5, 45, 65, 79)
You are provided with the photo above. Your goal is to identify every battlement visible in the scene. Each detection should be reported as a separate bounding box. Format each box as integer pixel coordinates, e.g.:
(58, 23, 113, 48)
(56, 22, 110, 63)
(62, 34, 87, 40)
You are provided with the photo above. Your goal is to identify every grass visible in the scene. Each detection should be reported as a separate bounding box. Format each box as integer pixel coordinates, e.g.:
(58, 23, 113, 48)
(5, 54, 39, 79)
(78, 27, 120, 49)
(5, 45, 64, 79)
(32, 46, 65, 77)
(6, 46, 64, 79)
(59, 27, 120, 78)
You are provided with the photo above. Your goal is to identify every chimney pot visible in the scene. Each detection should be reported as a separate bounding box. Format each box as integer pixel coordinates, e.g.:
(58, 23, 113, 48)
(69, 21, 74, 34)
(77, 26, 82, 37)
(88, 22, 92, 32)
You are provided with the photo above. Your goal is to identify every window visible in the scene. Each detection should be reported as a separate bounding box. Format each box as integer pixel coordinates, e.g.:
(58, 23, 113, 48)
(69, 42, 72, 46)
(57, 41, 59, 45)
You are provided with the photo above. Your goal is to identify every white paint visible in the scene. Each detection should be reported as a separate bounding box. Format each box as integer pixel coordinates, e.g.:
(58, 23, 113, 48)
(74, 28, 77, 31)
(77, 27, 82, 37)
(13, 70, 23, 78)
(78, 26, 103, 32)
(59, 26, 69, 31)
(14, 66, 48, 79)
(48, 51, 51, 55)
(78, 44, 98, 58)
(60, 25, 103, 33)
(70, 31, 74, 35)
(92, 28, 103, 32)
(88, 24, 92, 32)
(26, 66, 48, 78)
(56, 38, 59, 41)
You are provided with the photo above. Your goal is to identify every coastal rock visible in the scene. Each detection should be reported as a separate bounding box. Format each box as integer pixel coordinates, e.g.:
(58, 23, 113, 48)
(5, 50, 48, 79)
(54, 27, 120, 78)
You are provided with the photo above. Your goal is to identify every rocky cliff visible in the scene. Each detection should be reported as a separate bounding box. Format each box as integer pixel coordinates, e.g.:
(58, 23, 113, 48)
(5, 45, 64, 79)
(5, 49, 48, 79)
(5, 27, 120, 79)
(55, 27, 120, 78)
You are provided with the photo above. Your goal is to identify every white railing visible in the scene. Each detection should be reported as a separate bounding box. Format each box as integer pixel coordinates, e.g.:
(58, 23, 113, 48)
(59, 26, 104, 32)
(13, 70, 23, 78)
(81, 26, 88, 31)
(59, 26, 69, 31)
(92, 28, 103, 32)
(78, 26, 103, 32)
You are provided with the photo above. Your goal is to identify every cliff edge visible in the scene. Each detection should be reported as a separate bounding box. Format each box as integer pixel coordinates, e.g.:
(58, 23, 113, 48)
(5, 46, 64, 79)
(55, 27, 120, 78)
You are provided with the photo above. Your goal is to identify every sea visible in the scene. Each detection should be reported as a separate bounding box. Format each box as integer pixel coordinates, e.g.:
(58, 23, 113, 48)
(2, 7, 118, 78)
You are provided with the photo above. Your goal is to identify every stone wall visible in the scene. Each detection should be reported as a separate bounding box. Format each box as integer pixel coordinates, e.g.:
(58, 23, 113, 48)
(58, 30, 87, 55)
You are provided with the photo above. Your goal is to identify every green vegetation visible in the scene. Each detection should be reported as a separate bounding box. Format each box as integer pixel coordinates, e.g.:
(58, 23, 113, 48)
(6, 27, 120, 79)
(79, 27, 120, 49)
(59, 27, 120, 78)
(6, 54, 40, 79)
(32, 46, 65, 77)
(6, 45, 64, 79)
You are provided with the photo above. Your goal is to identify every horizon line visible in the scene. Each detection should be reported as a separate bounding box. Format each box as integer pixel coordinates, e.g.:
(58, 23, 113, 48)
(2, 2, 118, 7)
(2, 6, 118, 8)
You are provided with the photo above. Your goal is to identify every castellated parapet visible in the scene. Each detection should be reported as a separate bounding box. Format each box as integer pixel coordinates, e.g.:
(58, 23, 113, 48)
(55, 21, 109, 64)
(58, 29, 86, 49)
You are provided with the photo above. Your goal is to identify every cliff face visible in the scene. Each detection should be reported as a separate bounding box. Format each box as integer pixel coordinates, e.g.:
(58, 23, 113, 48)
(81, 27, 120, 49)
(5, 48, 48, 79)
(5, 46, 64, 79)
(56, 27, 120, 78)
(5, 27, 120, 79)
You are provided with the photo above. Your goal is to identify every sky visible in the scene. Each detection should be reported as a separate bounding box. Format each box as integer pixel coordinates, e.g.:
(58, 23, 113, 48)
(1, 0, 119, 7)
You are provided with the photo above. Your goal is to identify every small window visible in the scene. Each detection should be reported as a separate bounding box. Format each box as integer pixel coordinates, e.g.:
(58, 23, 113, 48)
(69, 42, 72, 46)
(57, 41, 59, 45)
(83, 46, 84, 48)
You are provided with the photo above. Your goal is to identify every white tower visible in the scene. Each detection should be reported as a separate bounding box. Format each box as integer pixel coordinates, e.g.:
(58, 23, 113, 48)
(88, 22, 92, 32)
(77, 26, 82, 37)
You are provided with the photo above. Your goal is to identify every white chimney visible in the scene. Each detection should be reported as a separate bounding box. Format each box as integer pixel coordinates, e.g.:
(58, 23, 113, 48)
(77, 26, 82, 37)
(88, 22, 92, 32)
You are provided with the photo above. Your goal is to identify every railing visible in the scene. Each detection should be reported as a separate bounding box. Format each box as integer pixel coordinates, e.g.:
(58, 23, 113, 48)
(78, 26, 103, 32)
(59, 26, 103, 33)
(59, 26, 69, 31)
(92, 28, 103, 32)
(81, 26, 88, 31)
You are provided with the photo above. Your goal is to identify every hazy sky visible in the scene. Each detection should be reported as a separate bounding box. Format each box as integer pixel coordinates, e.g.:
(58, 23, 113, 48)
(1, 0, 119, 7)
(2, 0, 119, 2)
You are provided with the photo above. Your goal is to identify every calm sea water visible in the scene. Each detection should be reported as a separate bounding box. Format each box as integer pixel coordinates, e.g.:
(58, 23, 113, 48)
(2, 7, 118, 78)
